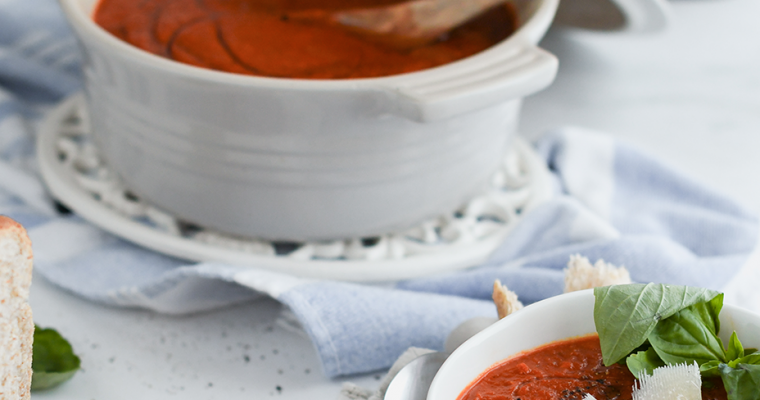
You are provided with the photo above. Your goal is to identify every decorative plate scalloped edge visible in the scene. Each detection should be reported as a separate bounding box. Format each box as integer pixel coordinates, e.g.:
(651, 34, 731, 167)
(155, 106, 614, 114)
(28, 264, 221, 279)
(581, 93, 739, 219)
(37, 94, 554, 282)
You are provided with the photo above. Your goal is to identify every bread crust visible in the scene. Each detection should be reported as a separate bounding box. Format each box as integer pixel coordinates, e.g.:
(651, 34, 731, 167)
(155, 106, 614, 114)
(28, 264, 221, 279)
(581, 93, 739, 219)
(0, 216, 33, 400)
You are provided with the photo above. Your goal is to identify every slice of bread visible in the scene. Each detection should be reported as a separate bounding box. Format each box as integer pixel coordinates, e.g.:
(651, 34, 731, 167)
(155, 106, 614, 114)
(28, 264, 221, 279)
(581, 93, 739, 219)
(0, 216, 33, 400)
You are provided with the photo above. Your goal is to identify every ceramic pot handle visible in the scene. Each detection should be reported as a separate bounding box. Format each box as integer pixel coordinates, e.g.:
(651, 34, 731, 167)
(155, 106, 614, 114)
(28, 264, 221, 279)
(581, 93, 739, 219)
(611, 0, 669, 33)
(385, 42, 558, 122)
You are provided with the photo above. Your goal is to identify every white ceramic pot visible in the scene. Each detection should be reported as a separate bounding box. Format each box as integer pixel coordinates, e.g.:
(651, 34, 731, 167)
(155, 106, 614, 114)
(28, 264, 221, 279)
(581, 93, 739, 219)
(59, 0, 559, 240)
(428, 290, 760, 400)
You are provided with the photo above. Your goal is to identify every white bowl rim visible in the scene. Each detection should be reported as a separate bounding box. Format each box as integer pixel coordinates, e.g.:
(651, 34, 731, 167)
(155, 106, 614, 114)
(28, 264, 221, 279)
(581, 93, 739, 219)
(58, 0, 559, 90)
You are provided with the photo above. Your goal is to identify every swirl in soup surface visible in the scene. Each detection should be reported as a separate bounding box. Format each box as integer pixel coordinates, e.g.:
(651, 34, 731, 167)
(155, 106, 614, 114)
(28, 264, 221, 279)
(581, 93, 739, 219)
(93, 0, 518, 79)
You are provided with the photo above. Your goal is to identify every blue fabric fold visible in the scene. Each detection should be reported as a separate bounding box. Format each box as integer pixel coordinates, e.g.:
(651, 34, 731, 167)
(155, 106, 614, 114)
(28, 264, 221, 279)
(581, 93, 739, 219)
(1, 0, 758, 378)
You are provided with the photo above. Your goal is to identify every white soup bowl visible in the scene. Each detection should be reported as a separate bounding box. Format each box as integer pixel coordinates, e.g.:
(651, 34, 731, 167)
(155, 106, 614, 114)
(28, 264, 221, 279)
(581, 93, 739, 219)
(428, 289, 760, 400)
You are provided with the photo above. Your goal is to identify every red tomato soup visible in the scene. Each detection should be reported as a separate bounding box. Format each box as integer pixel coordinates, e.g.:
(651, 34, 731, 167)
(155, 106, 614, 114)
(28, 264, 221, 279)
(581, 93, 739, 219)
(92, 0, 518, 79)
(457, 334, 728, 400)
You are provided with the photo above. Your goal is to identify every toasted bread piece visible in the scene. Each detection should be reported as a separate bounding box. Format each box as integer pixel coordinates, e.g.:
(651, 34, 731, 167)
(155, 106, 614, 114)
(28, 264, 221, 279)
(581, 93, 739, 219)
(564, 254, 631, 293)
(492, 279, 523, 319)
(0, 216, 34, 400)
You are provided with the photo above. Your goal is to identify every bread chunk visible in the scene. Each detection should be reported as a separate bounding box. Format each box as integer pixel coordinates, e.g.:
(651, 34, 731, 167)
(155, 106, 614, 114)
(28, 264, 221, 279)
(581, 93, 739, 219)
(564, 254, 631, 293)
(492, 279, 523, 319)
(0, 216, 34, 400)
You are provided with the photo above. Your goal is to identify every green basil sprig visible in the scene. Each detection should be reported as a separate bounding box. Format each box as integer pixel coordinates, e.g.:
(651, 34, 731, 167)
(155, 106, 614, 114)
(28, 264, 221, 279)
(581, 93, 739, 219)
(32, 326, 80, 391)
(594, 283, 760, 400)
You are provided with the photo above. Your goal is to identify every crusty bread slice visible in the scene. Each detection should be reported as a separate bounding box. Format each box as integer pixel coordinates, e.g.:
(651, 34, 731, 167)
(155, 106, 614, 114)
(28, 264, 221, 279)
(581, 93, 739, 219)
(564, 254, 631, 293)
(0, 216, 33, 400)
(492, 279, 523, 319)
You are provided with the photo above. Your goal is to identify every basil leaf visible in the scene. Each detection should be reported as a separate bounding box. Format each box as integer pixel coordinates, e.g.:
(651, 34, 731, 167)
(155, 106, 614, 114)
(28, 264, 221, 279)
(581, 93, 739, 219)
(727, 331, 745, 361)
(701, 360, 723, 377)
(32, 326, 80, 391)
(594, 283, 720, 365)
(648, 303, 727, 365)
(626, 347, 665, 378)
(31, 370, 79, 392)
(719, 363, 760, 400)
(730, 352, 760, 367)
(695, 293, 724, 334)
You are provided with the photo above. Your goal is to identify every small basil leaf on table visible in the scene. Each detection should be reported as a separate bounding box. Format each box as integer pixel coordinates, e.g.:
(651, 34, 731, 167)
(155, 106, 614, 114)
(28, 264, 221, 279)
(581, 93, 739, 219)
(648, 302, 727, 365)
(594, 283, 721, 365)
(32, 326, 81, 391)
(719, 363, 760, 400)
(626, 347, 666, 378)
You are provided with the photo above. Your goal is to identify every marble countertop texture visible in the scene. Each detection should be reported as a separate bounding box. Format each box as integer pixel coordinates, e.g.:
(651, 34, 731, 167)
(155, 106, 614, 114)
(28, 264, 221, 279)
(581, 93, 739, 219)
(30, 0, 760, 399)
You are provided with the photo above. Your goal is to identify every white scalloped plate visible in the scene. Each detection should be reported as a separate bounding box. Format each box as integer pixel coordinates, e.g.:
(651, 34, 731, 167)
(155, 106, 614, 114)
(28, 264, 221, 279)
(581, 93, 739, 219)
(37, 94, 554, 282)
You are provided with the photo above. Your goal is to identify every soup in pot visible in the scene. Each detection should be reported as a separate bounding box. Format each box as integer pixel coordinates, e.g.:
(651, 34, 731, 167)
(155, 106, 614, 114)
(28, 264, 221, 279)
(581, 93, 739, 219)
(92, 0, 518, 79)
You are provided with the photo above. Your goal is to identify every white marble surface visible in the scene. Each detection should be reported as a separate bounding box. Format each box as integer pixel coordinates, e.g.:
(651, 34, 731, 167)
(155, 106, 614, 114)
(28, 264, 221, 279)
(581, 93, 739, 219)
(30, 0, 760, 399)
(523, 0, 760, 215)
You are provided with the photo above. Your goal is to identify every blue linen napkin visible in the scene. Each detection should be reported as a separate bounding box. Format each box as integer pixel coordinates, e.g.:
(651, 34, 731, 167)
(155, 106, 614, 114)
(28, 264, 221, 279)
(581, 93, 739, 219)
(2, 0, 759, 378)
